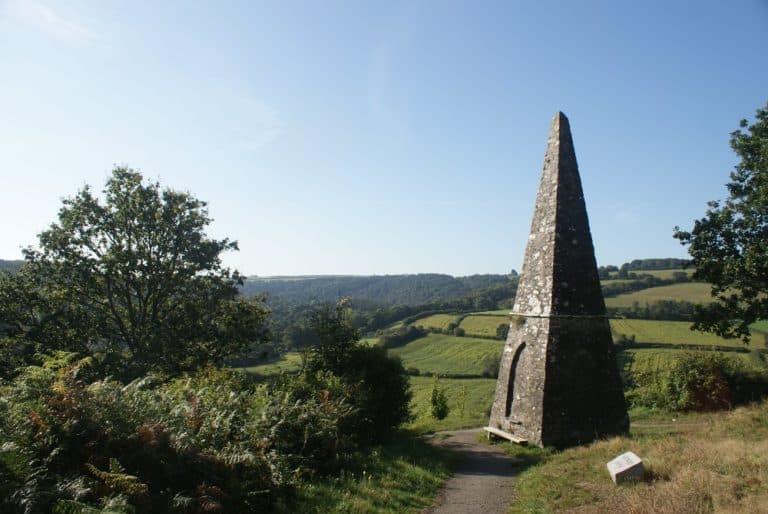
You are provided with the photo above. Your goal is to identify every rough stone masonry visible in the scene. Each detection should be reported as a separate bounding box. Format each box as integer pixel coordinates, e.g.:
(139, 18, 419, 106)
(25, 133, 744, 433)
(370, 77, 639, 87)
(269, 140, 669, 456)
(488, 112, 629, 448)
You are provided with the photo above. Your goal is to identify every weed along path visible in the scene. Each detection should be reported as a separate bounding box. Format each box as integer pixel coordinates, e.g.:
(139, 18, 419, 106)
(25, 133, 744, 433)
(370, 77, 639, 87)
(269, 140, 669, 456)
(424, 429, 516, 514)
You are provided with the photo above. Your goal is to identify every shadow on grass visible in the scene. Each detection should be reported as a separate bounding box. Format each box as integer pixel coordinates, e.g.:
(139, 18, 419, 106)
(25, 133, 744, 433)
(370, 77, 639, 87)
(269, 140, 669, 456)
(497, 442, 552, 474)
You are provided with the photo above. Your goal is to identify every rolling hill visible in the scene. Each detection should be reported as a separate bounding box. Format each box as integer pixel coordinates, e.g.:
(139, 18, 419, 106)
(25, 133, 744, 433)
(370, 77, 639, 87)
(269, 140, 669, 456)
(241, 273, 513, 305)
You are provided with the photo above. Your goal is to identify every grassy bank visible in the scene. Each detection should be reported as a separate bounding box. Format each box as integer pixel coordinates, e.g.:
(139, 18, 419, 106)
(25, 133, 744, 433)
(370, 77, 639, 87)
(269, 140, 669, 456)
(507, 399, 768, 513)
(281, 435, 456, 514)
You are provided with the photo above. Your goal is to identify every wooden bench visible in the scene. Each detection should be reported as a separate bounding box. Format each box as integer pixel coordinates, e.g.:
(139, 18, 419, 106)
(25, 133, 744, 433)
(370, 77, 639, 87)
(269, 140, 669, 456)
(484, 426, 528, 444)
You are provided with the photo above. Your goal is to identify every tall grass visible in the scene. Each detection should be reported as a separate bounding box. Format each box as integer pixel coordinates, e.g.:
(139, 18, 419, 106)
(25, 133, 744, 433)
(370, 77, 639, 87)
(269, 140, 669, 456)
(508, 399, 768, 513)
(281, 436, 456, 514)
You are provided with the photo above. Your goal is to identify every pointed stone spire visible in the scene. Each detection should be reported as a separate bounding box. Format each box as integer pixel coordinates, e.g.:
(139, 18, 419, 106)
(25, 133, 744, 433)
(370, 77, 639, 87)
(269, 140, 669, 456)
(488, 112, 628, 448)
(514, 111, 605, 317)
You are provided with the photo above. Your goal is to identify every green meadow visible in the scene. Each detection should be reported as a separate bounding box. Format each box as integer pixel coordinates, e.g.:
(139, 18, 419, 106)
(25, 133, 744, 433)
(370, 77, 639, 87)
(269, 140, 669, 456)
(458, 314, 508, 338)
(406, 376, 497, 433)
(605, 282, 714, 307)
(411, 313, 461, 330)
(610, 318, 745, 347)
(388, 333, 502, 376)
(243, 351, 303, 375)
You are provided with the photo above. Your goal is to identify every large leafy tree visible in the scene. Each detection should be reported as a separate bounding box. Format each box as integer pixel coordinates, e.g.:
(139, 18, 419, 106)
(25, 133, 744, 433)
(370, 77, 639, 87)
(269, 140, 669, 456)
(674, 102, 768, 341)
(0, 167, 268, 377)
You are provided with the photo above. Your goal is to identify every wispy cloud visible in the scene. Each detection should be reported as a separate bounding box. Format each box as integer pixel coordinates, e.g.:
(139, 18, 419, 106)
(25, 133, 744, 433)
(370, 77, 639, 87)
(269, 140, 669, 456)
(1, 0, 98, 43)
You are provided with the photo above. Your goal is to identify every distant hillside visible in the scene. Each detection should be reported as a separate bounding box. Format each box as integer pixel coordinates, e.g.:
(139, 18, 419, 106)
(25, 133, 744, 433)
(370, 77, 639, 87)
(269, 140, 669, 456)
(620, 258, 691, 271)
(0, 260, 23, 274)
(241, 273, 512, 305)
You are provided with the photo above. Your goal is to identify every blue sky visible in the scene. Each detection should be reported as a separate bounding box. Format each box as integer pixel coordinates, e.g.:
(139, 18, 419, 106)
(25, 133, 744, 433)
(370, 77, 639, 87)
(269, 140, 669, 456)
(1, 0, 767, 276)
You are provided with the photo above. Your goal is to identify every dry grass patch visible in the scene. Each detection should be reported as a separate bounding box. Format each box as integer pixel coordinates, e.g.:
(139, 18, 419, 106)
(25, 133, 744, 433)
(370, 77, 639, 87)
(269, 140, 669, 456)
(509, 400, 768, 513)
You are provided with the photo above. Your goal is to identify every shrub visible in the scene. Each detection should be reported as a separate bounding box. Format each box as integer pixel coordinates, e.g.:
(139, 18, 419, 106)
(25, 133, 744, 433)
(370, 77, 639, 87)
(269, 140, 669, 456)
(481, 353, 501, 378)
(377, 325, 427, 349)
(258, 371, 358, 477)
(331, 345, 412, 442)
(305, 300, 413, 443)
(627, 351, 768, 412)
(430, 379, 450, 420)
(0, 354, 278, 513)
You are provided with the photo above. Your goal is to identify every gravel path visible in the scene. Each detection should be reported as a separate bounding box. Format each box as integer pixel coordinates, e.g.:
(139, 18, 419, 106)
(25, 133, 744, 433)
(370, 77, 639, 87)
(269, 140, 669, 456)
(423, 429, 516, 514)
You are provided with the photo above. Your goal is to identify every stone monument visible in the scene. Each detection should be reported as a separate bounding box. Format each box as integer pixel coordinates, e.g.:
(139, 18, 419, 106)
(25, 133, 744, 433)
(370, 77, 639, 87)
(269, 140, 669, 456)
(487, 112, 629, 447)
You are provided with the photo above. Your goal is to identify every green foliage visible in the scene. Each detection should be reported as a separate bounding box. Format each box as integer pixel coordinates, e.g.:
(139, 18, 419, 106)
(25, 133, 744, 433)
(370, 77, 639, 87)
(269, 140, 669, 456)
(481, 353, 501, 378)
(377, 325, 428, 349)
(624, 351, 768, 411)
(263, 274, 519, 349)
(242, 274, 513, 307)
(0, 168, 269, 379)
(258, 371, 359, 477)
(496, 323, 509, 340)
(0, 354, 278, 513)
(675, 101, 768, 341)
(429, 378, 450, 420)
(303, 300, 413, 443)
(619, 258, 691, 272)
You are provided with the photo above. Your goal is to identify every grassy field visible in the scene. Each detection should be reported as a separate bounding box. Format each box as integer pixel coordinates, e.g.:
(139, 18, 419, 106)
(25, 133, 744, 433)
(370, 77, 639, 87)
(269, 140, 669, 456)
(632, 268, 696, 279)
(458, 315, 508, 338)
(407, 376, 497, 433)
(389, 334, 502, 376)
(507, 399, 768, 513)
(610, 318, 745, 348)
(751, 320, 768, 335)
(242, 352, 303, 375)
(605, 282, 714, 307)
(411, 314, 461, 331)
